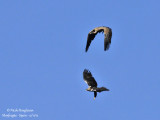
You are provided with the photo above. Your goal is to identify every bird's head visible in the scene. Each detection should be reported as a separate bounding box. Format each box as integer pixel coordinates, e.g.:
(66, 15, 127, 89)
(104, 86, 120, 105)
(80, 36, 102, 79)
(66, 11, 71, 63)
(90, 29, 96, 34)
(86, 87, 92, 91)
(86, 87, 97, 92)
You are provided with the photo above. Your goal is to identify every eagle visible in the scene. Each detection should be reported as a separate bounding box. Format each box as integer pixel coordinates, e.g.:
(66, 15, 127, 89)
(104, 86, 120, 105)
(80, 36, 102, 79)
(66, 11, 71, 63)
(85, 26, 112, 52)
(83, 69, 109, 100)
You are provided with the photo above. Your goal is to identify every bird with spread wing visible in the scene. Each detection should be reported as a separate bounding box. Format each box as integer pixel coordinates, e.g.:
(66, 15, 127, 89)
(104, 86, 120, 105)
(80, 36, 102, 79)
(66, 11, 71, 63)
(83, 69, 109, 100)
(85, 26, 112, 52)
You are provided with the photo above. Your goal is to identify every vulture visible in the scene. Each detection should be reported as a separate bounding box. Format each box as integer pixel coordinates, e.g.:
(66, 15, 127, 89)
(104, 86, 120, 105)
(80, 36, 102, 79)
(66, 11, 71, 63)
(83, 69, 109, 100)
(85, 26, 112, 52)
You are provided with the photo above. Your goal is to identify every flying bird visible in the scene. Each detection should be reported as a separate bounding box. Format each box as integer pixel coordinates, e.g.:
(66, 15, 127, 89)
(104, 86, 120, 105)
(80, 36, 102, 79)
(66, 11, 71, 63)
(85, 26, 112, 52)
(83, 69, 109, 100)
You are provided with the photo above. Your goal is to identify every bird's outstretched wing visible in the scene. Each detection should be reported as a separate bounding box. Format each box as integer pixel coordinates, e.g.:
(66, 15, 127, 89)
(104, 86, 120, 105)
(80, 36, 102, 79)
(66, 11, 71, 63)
(104, 27, 112, 51)
(83, 69, 97, 88)
(86, 30, 97, 52)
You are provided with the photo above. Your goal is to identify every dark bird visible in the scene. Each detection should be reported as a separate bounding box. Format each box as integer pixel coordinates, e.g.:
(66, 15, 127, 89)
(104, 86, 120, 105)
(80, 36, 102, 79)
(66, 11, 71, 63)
(83, 69, 109, 100)
(85, 26, 112, 52)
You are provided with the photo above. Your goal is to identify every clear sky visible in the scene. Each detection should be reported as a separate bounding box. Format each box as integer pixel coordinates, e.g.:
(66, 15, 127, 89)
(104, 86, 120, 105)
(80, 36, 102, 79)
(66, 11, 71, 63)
(0, 0, 160, 120)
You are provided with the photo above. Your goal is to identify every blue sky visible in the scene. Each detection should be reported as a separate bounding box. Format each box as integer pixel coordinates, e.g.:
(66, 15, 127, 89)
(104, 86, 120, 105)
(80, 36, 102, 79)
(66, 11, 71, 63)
(0, 0, 160, 120)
